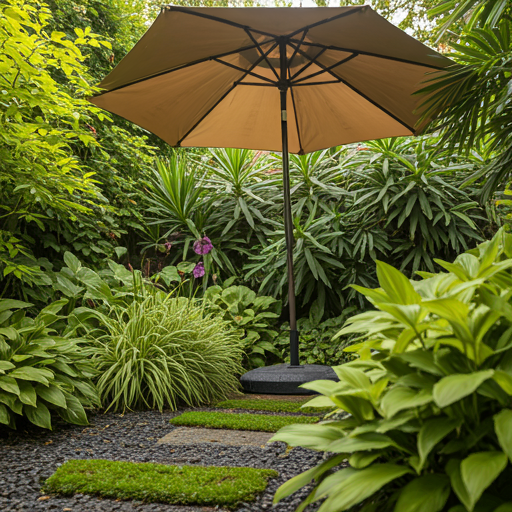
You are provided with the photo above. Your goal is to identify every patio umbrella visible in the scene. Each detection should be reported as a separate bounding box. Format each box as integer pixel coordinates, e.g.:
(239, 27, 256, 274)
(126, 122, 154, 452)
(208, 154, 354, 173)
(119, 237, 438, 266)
(90, 5, 450, 393)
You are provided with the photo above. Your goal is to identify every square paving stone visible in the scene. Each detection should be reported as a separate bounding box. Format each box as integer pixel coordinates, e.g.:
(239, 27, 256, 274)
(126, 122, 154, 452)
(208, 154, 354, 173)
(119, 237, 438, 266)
(157, 427, 275, 447)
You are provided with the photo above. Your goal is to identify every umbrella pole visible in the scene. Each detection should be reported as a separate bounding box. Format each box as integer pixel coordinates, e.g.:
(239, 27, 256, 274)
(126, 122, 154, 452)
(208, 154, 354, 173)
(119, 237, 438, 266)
(279, 39, 300, 367)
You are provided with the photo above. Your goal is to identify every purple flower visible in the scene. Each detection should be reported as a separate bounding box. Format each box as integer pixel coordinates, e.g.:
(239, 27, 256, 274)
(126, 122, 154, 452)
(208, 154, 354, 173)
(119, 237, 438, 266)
(193, 236, 213, 255)
(193, 262, 205, 278)
(164, 241, 172, 251)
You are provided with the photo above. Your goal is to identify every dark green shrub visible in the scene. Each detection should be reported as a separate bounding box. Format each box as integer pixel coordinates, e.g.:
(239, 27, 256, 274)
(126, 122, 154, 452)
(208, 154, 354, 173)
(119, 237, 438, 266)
(273, 228, 512, 512)
(204, 281, 282, 368)
(0, 299, 99, 429)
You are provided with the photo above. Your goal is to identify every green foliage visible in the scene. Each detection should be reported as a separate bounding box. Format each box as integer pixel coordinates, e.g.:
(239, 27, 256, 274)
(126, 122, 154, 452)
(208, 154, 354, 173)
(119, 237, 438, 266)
(204, 280, 282, 368)
(272, 228, 512, 512)
(43, 459, 278, 508)
(274, 308, 357, 366)
(419, 1, 512, 202)
(170, 411, 319, 432)
(215, 398, 334, 414)
(343, 138, 490, 274)
(0, 298, 99, 430)
(86, 291, 244, 412)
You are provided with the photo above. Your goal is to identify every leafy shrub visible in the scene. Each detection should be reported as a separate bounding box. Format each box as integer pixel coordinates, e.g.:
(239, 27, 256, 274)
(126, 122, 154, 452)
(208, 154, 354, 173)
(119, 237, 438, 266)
(0, 299, 99, 430)
(204, 280, 281, 368)
(273, 228, 512, 512)
(87, 291, 244, 412)
(274, 307, 357, 366)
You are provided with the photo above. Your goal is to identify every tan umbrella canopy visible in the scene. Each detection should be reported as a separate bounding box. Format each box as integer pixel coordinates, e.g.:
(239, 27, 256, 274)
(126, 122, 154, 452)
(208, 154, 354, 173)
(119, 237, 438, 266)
(91, 5, 450, 379)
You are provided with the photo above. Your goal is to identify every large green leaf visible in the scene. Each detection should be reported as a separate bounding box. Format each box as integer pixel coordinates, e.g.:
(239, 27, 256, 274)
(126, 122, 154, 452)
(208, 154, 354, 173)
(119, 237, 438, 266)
(395, 474, 451, 512)
(0, 376, 20, 395)
(329, 433, 396, 453)
(494, 410, 512, 462)
(375, 261, 421, 305)
(460, 452, 508, 511)
(24, 401, 52, 429)
(64, 251, 82, 273)
(35, 384, 66, 409)
(433, 370, 494, 408)
(317, 464, 412, 512)
(381, 387, 433, 418)
(0, 299, 32, 314)
(57, 393, 88, 426)
(417, 417, 462, 472)
(18, 380, 37, 406)
(270, 424, 342, 451)
(0, 403, 11, 426)
(8, 367, 54, 386)
(273, 455, 346, 504)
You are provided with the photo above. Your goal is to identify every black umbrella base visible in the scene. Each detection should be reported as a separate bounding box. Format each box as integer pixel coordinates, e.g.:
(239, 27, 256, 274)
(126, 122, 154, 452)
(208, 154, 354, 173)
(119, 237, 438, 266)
(240, 363, 339, 395)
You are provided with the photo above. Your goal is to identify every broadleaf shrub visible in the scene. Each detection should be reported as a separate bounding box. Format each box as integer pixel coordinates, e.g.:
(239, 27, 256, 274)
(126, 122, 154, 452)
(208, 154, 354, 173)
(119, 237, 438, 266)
(0, 299, 99, 430)
(87, 291, 244, 412)
(272, 228, 512, 512)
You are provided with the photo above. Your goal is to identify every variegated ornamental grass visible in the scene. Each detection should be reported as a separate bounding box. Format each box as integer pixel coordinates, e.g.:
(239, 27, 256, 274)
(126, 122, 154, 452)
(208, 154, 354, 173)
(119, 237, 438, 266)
(273, 228, 512, 512)
(89, 292, 244, 412)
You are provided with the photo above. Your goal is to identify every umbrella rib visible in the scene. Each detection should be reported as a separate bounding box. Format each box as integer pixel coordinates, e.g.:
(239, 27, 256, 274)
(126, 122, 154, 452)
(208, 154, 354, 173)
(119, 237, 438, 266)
(290, 39, 447, 71)
(244, 29, 280, 80)
(287, 6, 366, 38)
(288, 41, 416, 134)
(212, 58, 277, 85)
(92, 42, 271, 96)
(292, 80, 342, 86)
(292, 53, 358, 84)
(289, 47, 327, 81)
(238, 83, 276, 87)
(289, 86, 304, 155)
(288, 29, 308, 70)
(164, 5, 278, 38)
(177, 42, 279, 146)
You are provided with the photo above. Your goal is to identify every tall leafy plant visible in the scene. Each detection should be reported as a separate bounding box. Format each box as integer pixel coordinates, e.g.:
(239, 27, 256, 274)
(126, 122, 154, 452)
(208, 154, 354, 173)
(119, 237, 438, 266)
(273, 228, 512, 512)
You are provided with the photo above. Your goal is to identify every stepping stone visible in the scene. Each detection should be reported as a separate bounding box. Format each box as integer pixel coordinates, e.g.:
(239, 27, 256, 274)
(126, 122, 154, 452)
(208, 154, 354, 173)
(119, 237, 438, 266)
(158, 427, 274, 447)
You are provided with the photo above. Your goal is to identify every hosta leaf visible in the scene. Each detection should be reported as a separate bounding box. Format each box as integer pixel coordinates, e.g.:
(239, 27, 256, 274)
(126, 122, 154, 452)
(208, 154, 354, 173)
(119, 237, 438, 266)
(318, 464, 411, 512)
(302, 395, 336, 409)
(433, 370, 494, 408)
(494, 410, 512, 461)
(395, 474, 451, 512)
(0, 300, 32, 314)
(274, 454, 346, 504)
(349, 451, 382, 469)
(57, 393, 88, 426)
(460, 452, 508, 511)
(0, 376, 20, 395)
(271, 424, 343, 451)
(329, 433, 396, 453)
(24, 401, 52, 429)
(417, 417, 462, 471)
(64, 252, 81, 273)
(446, 459, 472, 511)
(35, 384, 66, 409)
(381, 387, 433, 418)
(8, 367, 54, 386)
(375, 261, 421, 305)
(0, 403, 11, 426)
(332, 366, 371, 391)
(492, 370, 512, 394)
(0, 361, 15, 372)
(18, 380, 37, 406)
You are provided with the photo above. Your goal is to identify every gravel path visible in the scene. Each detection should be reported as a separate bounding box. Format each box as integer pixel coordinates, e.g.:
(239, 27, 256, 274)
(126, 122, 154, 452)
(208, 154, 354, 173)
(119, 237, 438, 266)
(0, 408, 326, 512)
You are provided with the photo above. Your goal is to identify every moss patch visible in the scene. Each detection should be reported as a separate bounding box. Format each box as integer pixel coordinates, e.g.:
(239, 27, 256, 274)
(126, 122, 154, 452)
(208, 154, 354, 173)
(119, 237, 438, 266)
(43, 459, 277, 508)
(170, 411, 319, 432)
(215, 398, 334, 414)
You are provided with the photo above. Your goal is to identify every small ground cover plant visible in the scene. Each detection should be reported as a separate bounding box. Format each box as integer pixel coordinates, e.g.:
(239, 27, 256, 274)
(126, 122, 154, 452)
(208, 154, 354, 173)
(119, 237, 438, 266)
(272, 228, 512, 512)
(43, 459, 277, 508)
(170, 411, 319, 432)
(215, 398, 334, 414)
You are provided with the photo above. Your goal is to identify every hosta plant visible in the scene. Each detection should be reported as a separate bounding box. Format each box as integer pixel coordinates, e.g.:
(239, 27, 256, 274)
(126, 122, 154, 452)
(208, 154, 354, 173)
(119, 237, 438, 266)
(272, 228, 512, 512)
(204, 280, 281, 368)
(0, 299, 99, 430)
(87, 291, 244, 412)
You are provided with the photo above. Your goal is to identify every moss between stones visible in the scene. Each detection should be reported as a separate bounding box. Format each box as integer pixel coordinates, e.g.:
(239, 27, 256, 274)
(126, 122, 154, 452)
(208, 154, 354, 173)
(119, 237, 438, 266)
(43, 459, 277, 508)
(170, 411, 319, 432)
(215, 398, 334, 414)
